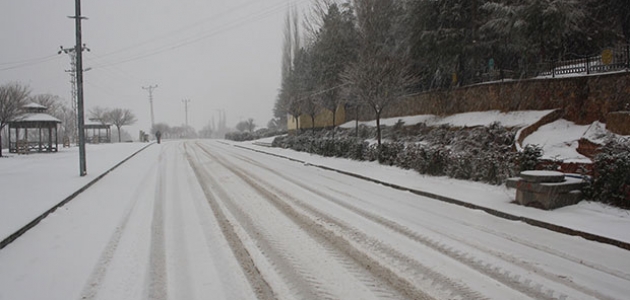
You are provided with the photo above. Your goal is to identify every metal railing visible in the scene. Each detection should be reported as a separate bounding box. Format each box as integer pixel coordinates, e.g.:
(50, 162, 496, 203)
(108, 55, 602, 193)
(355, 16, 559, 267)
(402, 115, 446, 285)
(538, 45, 630, 78)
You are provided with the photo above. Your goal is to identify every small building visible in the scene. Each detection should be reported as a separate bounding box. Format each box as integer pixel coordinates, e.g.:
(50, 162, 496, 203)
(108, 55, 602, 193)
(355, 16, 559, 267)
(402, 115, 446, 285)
(84, 119, 112, 143)
(8, 103, 61, 153)
(288, 104, 346, 132)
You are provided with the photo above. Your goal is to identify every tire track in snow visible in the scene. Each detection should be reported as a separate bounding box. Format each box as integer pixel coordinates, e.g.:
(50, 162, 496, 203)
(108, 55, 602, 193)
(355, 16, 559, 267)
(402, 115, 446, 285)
(78, 153, 162, 300)
(184, 144, 276, 300)
(190, 143, 402, 299)
(212, 142, 617, 300)
(163, 143, 193, 300)
(188, 143, 341, 299)
(146, 149, 168, 300)
(196, 142, 443, 300)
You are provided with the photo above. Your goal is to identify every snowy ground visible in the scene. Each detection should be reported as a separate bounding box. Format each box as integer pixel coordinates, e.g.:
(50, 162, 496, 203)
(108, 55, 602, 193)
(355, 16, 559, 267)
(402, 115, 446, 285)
(1, 140, 630, 300)
(339, 109, 556, 129)
(339, 110, 620, 164)
(0, 143, 150, 240)
(1, 110, 629, 299)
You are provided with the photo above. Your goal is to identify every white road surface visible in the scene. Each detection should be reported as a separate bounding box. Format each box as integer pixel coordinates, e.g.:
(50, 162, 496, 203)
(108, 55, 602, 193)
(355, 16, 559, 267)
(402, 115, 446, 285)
(1, 140, 629, 300)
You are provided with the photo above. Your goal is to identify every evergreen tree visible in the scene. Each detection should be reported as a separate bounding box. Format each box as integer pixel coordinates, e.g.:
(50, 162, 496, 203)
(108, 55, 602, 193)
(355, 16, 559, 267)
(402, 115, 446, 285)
(312, 3, 358, 137)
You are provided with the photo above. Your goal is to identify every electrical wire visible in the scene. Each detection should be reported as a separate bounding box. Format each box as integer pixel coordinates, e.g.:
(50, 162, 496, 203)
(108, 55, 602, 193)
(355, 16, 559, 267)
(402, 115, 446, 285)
(90, 0, 309, 69)
(0, 55, 61, 71)
(1, 0, 307, 72)
(93, 0, 264, 60)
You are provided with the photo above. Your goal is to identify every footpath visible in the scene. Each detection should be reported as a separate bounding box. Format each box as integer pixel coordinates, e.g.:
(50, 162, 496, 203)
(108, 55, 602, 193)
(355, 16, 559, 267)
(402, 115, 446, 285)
(0, 143, 152, 249)
(233, 140, 630, 251)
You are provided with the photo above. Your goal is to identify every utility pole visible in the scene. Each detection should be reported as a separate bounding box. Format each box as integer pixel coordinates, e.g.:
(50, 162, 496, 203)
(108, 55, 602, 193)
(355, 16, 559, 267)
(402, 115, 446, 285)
(58, 46, 77, 144)
(59, 45, 90, 146)
(182, 99, 190, 127)
(142, 85, 158, 128)
(68, 0, 88, 177)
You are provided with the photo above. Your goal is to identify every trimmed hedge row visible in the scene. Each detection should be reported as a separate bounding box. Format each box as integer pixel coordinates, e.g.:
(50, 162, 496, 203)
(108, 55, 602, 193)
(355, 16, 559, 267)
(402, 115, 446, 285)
(272, 124, 534, 185)
(225, 129, 287, 142)
(271, 124, 629, 209)
(586, 138, 630, 208)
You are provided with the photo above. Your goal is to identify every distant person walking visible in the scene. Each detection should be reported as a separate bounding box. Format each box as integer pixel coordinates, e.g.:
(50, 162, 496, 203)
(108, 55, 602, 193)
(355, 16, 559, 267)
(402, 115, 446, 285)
(155, 131, 162, 144)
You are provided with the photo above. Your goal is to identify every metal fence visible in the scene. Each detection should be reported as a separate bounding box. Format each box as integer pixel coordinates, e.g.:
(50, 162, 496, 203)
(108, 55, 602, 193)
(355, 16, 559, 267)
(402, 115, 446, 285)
(538, 44, 630, 78)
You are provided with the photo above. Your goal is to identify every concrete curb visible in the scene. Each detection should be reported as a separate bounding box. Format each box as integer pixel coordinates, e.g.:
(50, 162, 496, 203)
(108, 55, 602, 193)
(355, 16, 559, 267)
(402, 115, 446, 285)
(0, 143, 155, 250)
(232, 143, 630, 252)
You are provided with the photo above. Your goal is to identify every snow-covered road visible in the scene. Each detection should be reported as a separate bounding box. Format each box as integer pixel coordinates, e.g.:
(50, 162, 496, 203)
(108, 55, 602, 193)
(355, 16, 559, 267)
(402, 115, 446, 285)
(1, 140, 630, 300)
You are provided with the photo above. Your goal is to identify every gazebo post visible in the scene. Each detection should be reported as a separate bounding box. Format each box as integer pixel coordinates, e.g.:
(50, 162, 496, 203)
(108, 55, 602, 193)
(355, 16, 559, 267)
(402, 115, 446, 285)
(39, 127, 43, 152)
(8, 126, 12, 153)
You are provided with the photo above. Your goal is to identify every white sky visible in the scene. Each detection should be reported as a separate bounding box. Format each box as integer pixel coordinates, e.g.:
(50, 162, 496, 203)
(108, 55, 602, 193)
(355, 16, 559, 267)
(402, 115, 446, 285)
(0, 0, 309, 135)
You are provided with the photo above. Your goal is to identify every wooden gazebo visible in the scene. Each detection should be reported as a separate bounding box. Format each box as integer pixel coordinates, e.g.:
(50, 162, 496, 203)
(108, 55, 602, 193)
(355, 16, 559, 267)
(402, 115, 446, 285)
(85, 119, 112, 143)
(8, 103, 61, 153)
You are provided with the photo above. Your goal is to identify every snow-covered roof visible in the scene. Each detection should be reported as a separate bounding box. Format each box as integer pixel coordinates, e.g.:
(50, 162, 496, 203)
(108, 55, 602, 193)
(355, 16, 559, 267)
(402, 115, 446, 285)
(85, 119, 111, 127)
(22, 103, 47, 110)
(13, 113, 61, 123)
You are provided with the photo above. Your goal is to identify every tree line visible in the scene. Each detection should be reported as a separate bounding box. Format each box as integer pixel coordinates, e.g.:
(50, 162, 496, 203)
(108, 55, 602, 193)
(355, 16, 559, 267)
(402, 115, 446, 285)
(0, 82, 138, 156)
(274, 0, 629, 145)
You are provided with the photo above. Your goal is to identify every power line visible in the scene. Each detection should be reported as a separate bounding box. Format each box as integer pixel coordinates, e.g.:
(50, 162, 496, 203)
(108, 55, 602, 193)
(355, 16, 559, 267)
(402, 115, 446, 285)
(92, 0, 264, 60)
(0, 55, 61, 71)
(90, 0, 308, 69)
(1, 0, 308, 72)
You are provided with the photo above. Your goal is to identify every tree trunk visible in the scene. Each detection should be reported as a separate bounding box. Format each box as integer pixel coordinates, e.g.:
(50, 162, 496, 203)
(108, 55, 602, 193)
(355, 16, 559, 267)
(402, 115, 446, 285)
(376, 111, 382, 147)
(331, 108, 336, 139)
(311, 115, 316, 132)
(355, 109, 359, 138)
(0, 128, 3, 157)
(117, 126, 122, 143)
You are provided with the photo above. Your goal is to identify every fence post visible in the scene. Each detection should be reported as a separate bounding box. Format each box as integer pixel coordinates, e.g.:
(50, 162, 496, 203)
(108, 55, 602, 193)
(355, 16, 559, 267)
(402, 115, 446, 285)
(627, 44, 629, 71)
(552, 60, 555, 78)
(586, 56, 590, 75)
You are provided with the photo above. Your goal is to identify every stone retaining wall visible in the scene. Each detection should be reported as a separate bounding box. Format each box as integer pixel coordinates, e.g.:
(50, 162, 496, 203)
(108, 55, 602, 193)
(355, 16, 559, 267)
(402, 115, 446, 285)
(365, 72, 630, 125)
(606, 111, 630, 135)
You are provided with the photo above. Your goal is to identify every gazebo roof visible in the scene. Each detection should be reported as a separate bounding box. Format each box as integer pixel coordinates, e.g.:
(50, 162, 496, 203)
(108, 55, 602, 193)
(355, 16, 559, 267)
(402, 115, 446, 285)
(23, 103, 47, 110)
(9, 113, 61, 128)
(85, 119, 111, 129)
(17, 113, 61, 123)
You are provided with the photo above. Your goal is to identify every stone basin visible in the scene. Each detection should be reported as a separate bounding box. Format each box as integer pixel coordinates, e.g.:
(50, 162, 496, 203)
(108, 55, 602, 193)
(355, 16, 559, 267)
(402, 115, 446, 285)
(519, 170, 565, 183)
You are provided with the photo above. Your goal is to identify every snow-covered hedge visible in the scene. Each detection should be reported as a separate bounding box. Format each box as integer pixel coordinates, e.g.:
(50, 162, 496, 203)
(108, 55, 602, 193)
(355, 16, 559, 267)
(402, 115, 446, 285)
(273, 123, 524, 185)
(587, 138, 630, 208)
(225, 129, 287, 142)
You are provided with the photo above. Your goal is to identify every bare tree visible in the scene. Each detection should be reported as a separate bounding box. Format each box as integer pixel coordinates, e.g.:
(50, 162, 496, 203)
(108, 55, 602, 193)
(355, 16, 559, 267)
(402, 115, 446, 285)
(245, 118, 256, 133)
(30, 94, 64, 115)
(276, 6, 304, 133)
(199, 122, 214, 138)
(0, 83, 30, 156)
(236, 119, 256, 133)
(89, 106, 111, 124)
(303, 0, 337, 41)
(107, 108, 137, 142)
(343, 0, 415, 146)
(152, 122, 170, 138)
